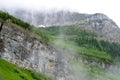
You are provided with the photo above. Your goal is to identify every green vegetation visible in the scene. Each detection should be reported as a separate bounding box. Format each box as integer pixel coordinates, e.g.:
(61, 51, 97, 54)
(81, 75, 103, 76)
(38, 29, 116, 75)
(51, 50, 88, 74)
(0, 59, 52, 80)
(40, 26, 120, 64)
(0, 11, 32, 30)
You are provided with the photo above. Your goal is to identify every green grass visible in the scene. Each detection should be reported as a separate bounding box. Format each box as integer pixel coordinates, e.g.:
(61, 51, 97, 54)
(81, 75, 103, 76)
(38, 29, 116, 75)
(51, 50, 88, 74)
(0, 59, 52, 80)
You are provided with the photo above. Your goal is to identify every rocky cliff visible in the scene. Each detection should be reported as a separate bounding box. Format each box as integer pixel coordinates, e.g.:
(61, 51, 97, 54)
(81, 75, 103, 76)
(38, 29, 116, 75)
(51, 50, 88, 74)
(0, 22, 73, 80)
(74, 13, 120, 43)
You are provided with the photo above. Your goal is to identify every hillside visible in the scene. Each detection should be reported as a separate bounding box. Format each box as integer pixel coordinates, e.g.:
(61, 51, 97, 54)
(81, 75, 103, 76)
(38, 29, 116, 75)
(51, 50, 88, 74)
(39, 25, 120, 80)
(0, 11, 73, 80)
(0, 10, 120, 80)
(40, 25, 120, 63)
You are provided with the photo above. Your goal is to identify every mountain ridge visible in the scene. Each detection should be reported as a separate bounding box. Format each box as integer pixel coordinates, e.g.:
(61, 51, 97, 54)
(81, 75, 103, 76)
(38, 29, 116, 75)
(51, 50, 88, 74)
(1, 8, 118, 27)
(2, 9, 120, 43)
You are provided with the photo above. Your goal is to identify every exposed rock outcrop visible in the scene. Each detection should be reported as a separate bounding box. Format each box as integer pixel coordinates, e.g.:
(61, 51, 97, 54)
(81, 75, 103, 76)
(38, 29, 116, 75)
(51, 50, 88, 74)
(75, 13, 120, 43)
(0, 22, 73, 80)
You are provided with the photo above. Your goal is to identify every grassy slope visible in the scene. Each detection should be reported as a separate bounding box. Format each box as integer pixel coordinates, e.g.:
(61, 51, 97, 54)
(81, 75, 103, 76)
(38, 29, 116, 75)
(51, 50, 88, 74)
(40, 25, 120, 63)
(39, 26, 113, 63)
(0, 59, 52, 80)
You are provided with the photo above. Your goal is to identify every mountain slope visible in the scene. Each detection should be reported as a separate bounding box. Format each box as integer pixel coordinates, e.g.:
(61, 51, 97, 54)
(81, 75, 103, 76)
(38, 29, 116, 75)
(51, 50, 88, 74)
(0, 11, 73, 80)
(39, 25, 120, 80)
(1, 10, 120, 80)
(40, 26, 120, 64)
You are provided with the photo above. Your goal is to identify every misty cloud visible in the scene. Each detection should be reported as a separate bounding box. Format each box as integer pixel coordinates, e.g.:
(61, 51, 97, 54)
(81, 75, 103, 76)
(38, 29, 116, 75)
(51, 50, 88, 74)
(0, 0, 120, 27)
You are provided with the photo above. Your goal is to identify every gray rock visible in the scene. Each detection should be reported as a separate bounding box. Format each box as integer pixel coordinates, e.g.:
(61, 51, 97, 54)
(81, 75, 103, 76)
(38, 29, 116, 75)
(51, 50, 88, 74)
(0, 22, 73, 80)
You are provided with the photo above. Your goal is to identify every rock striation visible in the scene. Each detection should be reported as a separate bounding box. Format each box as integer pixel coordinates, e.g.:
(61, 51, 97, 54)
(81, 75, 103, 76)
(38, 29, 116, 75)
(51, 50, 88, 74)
(0, 22, 73, 80)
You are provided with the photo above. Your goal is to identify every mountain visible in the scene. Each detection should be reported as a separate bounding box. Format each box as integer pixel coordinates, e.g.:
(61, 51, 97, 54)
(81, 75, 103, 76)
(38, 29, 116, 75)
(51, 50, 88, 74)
(2, 8, 120, 43)
(0, 10, 120, 80)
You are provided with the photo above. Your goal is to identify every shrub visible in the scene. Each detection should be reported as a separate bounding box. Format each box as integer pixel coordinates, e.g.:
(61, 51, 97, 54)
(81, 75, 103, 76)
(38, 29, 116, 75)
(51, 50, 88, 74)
(19, 74, 27, 80)
(14, 69, 20, 73)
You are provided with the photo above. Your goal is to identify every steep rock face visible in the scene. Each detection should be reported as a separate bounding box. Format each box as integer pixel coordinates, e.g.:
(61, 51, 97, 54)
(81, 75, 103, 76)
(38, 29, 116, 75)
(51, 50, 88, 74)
(75, 13, 120, 43)
(0, 22, 73, 80)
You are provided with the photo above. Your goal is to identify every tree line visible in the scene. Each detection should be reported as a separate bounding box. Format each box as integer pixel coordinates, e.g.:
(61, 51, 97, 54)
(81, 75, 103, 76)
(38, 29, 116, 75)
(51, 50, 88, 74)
(0, 11, 32, 30)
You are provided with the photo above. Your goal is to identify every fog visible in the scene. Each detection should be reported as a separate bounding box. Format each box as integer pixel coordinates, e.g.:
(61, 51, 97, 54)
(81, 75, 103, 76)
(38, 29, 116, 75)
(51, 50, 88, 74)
(51, 26, 120, 80)
(0, 0, 120, 79)
(0, 0, 120, 27)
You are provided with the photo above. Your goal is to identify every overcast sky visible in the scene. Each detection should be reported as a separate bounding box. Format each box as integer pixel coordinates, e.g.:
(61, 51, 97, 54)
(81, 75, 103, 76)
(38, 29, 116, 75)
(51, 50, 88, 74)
(0, 0, 120, 27)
